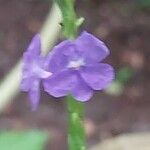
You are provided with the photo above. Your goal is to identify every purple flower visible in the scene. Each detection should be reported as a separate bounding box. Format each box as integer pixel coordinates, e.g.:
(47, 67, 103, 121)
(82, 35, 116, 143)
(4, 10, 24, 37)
(20, 34, 52, 110)
(43, 31, 114, 101)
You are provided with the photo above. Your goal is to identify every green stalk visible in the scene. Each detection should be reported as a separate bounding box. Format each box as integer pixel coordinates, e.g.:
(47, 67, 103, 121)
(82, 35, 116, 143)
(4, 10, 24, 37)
(67, 96, 86, 150)
(55, 0, 77, 39)
(54, 1, 86, 150)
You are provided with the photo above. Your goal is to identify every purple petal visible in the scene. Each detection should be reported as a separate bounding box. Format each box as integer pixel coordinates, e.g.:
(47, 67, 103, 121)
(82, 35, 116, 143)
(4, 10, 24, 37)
(43, 70, 77, 97)
(71, 75, 93, 102)
(22, 34, 41, 66)
(75, 31, 110, 63)
(34, 65, 52, 79)
(20, 77, 31, 91)
(26, 34, 41, 55)
(43, 69, 93, 101)
(23, 52, 37, 67)
(45, 40, 72, 73)
(21, 62, 34, 91)
(28, 78, 40, 111)
(79, 63, 114, 90)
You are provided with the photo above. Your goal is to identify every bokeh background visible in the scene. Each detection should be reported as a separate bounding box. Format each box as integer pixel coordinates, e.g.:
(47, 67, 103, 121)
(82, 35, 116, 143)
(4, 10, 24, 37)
(0, 0, 149, 150)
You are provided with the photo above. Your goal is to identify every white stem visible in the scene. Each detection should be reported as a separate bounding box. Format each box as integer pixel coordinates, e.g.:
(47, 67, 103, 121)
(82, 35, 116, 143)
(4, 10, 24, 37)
(40, 3, 62, 54)
(0, 3, 62, 112)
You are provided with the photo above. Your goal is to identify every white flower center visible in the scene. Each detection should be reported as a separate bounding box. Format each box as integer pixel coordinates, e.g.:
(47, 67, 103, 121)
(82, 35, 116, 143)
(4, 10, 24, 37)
(67, 58, 85, 69)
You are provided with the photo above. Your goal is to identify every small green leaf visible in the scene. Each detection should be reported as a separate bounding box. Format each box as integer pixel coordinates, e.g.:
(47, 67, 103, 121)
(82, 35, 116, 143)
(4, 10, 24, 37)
(0, 130, 48, 150)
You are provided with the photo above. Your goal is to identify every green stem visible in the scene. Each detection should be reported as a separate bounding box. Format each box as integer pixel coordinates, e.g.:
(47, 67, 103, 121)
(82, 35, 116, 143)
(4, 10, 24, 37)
(54, 0, 78, 39)
(67, 96, 86, 150)
(54, 1, 86, 150)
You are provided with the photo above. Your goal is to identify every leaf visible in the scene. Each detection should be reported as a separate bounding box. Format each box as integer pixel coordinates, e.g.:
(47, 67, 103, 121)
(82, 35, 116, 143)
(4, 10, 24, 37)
(0, 130, 48, 150)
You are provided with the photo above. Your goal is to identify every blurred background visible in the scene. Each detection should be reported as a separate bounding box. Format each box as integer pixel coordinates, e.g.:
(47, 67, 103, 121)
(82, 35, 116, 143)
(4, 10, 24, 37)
(0, 0, 149, 150)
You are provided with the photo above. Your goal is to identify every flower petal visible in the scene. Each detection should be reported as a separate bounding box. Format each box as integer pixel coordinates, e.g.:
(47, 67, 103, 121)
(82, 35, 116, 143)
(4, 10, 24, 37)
(45, 40, 72, 73)
(75, 31, 110, 63)
(20, 77, 31, 91)
(22, 34, 41, 66)
(79, 63, 114, 90)
(43, 70, 78, 97)
(71, 75, 93, 102)
(43, 69, 93, 101)
(35, 66, 52, 79)
(26, 34, 41, 55)
(28, 78, 40, 111)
